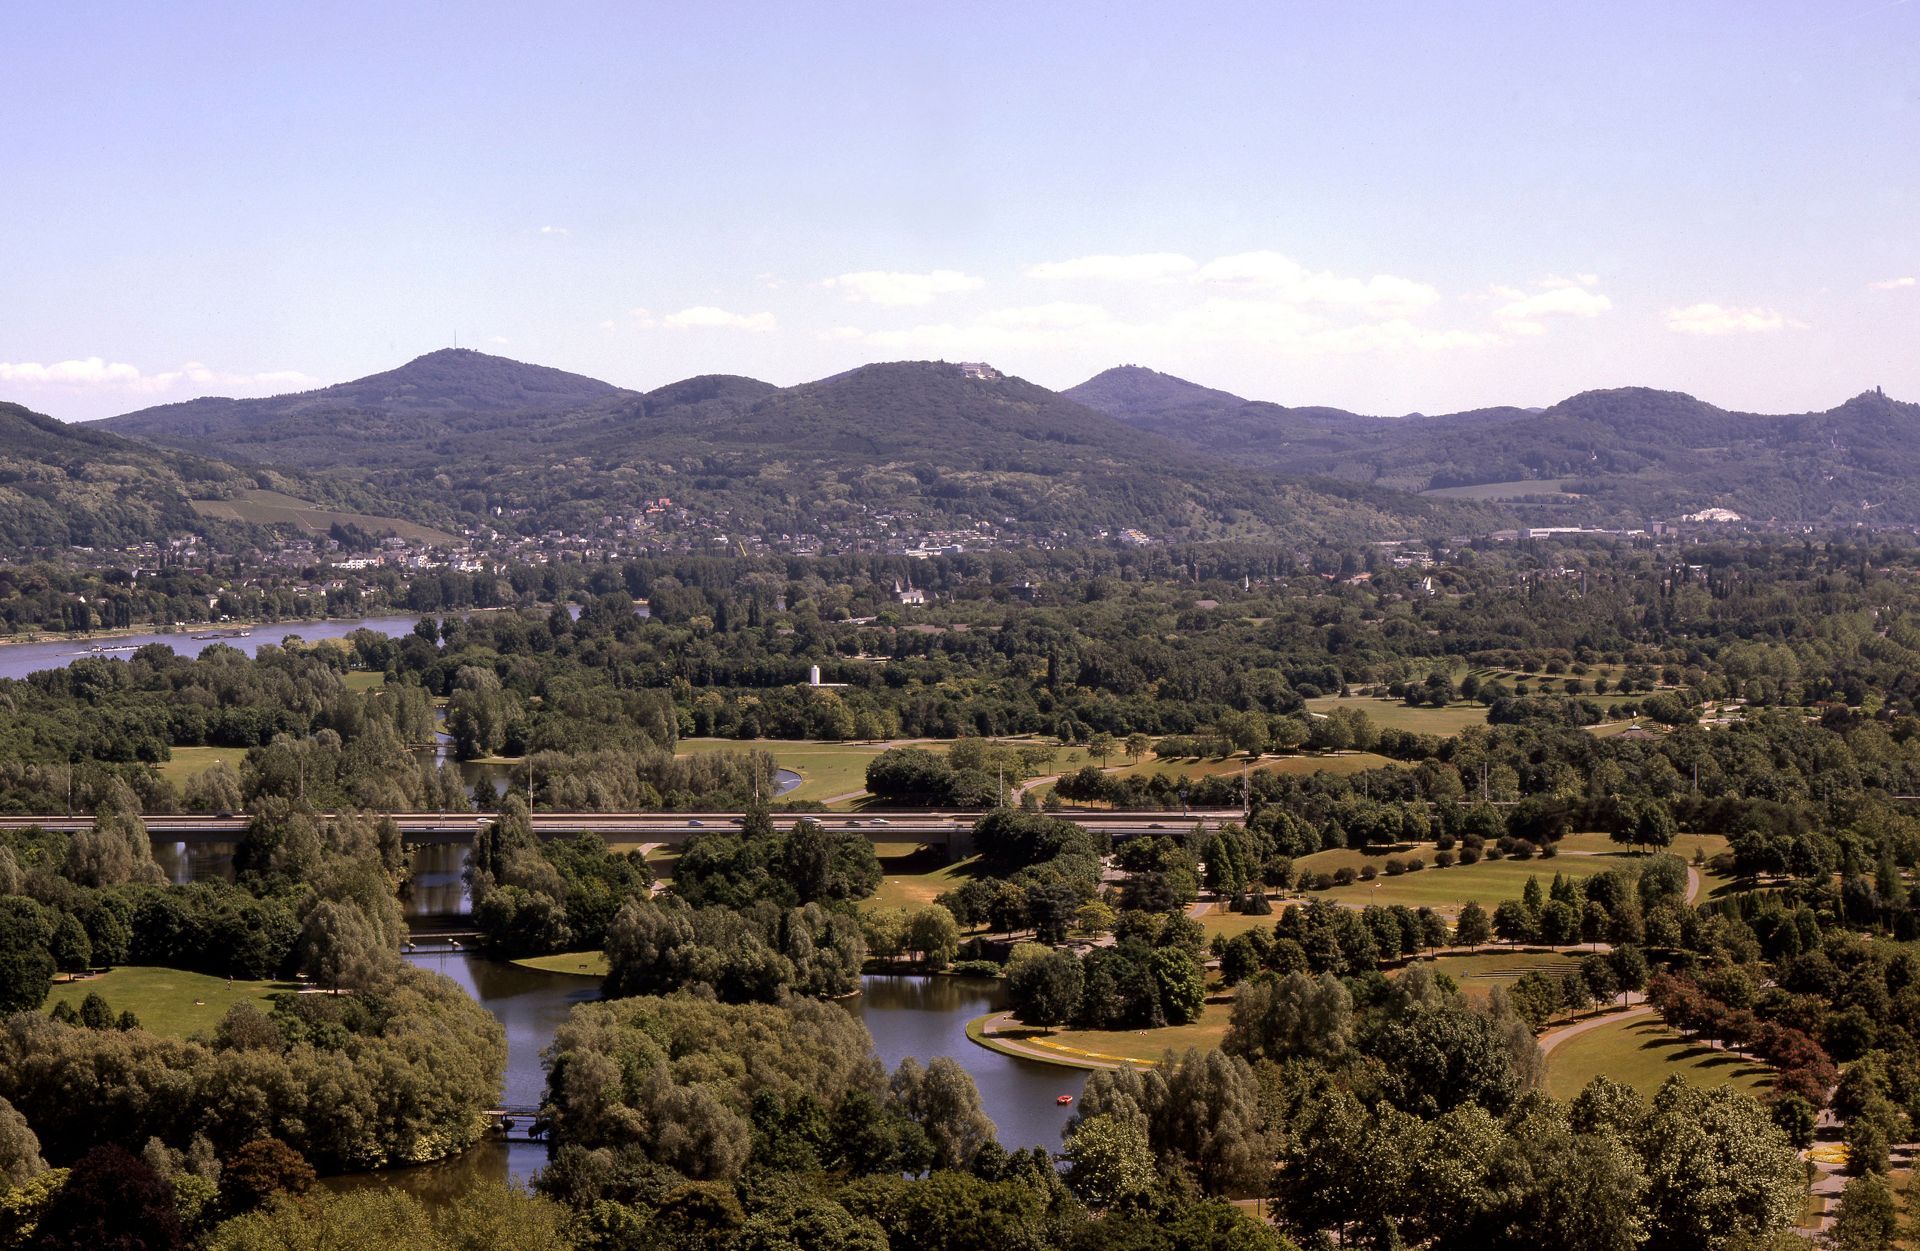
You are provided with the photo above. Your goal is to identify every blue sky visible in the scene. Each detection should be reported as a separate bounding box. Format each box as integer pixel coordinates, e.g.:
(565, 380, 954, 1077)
(4, 0, 1916, 420)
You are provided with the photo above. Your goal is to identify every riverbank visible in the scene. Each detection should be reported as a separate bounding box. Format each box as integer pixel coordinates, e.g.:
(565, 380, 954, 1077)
(510, 951, 608, 977)
(968, 1011, 1160, 1071)
(0, 614, 359, 649)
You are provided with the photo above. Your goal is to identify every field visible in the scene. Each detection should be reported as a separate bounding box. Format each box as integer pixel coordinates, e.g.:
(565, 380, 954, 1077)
(1289, 846, 1610, 915)
(1420, 479, 1580, 501)
(43, 967, 296, 1038)
(190, 488, 458, 546)
(512, 951, 609, 978)
(674, 737, 917, 805)
(868, 851, 977, 912)
(1304, 695, 1489, 736)
(155, 745, 248, 785)
(1412, 950, 1584, 1002)
(1543, 1013, 1774, 1102)
(342, 670, 386, 692)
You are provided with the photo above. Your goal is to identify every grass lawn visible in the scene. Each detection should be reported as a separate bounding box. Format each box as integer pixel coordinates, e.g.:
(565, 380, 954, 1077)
(674, 737, 928, 805)
(648, 847, 681, 884)
(1195, 904, 1283, 941)
(1305, 695, 1489, 736)
(1257, 752, 1405, 779)
(1412, 950, 1585, 1001)
(1557, 831, 1735, 900)
(1543, 1014, 1775, 1102)
(44, 967, 297, 1038)
(1005, 998, 1235, 1064)
(342, 670, 386, 692)
(867, 852, 977, 912)
(155, 745, 248, 786)
(512, 951, 609, 978)
(1290, 846, 1607, 915)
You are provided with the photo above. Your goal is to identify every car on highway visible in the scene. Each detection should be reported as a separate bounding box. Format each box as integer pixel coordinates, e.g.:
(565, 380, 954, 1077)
(868, 817, 891, 825)
(687, 819, 705, 827)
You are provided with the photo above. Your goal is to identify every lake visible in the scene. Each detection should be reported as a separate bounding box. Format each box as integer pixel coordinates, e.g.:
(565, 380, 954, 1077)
(322, 957, 1085, 1199)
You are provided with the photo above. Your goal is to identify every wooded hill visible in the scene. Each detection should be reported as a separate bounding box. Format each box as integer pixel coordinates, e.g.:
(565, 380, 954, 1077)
(0, 401, 248, 551)
(1067, 365, 1920, 526)
(95, 353, 1487, 546)
(40, 348, 1917, 554)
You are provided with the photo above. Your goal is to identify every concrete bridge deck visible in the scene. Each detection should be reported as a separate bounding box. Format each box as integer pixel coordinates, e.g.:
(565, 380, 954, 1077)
(0, 808, 1241, 853)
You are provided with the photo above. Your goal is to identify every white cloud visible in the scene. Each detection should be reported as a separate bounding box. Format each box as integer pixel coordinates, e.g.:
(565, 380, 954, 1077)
(1871, 276, 1916, 290)
(659, 306, 777, 332)
(538, 225, 569, 237)
(1192, 251, 1441, 317)
(1664, 303, 1795, 335)
(1494, 285, 1613, 335)
(822, 269, 984, 306)
(1024, 253, 1197, 283)
(847, 294, 1501, 360)
(0, 357, 318, 394)
(0, 357, 144, 386)
(831, 254, 1610, 363)
(979, 302, 1114, 332)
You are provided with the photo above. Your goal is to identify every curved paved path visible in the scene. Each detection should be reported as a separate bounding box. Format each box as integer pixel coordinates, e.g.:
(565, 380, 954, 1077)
(1536, 1004, 1655, 1056)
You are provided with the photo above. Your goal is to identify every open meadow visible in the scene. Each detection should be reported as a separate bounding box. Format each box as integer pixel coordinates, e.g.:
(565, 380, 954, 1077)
(1304, 695, 1489, 735)
(154, 745, 248, 786)
(190, 488, 458, 546)
(43, 967, 296, 1038)
(1544, 1013, 1774, 1101)
(1288, 846, 1610, 915)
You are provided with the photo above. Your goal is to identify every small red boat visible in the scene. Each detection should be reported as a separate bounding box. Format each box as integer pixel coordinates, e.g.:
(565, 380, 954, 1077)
(1056, 1095, 1074, 1105)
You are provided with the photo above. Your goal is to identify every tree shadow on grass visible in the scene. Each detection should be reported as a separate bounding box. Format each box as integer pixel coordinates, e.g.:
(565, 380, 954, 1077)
(1629, 1021, 1774, 1083)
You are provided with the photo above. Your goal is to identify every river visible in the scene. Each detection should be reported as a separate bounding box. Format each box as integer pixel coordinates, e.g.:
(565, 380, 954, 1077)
(324, 957, 1085, 1200)
(0, 615, 427, 681)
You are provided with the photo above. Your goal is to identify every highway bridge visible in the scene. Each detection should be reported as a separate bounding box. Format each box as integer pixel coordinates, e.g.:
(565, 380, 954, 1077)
(0, 808, 1242, 857)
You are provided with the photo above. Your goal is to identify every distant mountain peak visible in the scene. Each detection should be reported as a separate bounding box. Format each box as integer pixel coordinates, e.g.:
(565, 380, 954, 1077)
(99, 349, 628, 450)
(1063, 365, 1246, 420)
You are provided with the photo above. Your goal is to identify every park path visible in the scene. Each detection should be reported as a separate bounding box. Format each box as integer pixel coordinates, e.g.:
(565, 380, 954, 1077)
(1536, 1004, 1655, 1056)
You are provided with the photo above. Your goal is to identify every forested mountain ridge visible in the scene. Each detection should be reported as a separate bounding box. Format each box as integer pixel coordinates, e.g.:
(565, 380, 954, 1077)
(90, 355, 1492, 544)
(0, 401, 252, 550)
(97, 348, 633, 468)
(1069, 364, 1920, 525)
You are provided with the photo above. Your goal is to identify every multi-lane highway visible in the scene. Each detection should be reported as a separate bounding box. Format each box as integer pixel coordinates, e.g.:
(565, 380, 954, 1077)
(0, 808, 1241, 847)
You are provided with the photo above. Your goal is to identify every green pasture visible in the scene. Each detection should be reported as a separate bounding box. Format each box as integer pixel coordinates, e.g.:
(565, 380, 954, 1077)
(1420, 479, 1579, 501)
(190, 488, 457, 546)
